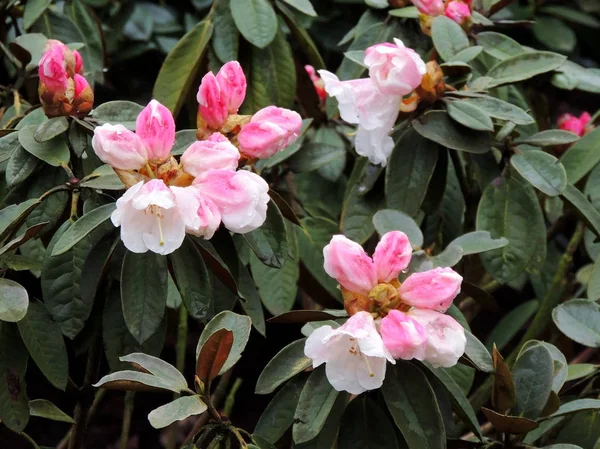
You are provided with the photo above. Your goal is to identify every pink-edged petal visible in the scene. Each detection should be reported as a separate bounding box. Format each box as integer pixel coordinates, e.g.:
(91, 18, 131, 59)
(372, 231, 412, 283)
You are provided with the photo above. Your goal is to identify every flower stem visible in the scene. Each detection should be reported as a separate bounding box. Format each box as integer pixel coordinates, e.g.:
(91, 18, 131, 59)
(223, 378, 243, 417)
(167, 305, 189, 449)
(145, 163, 156, 179)
(119, 392, 135, 449)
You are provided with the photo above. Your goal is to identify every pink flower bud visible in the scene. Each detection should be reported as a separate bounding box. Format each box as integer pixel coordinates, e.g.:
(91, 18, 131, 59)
(73, 50, 83, 74)
(558, 112, 593, 137)
(92, 124, 148, 170)
(399, 267, 462, 312)
(444, 1, 471, 25)
(237, 106, 302, 159)
(181, 133, 240, 177)
(197, 72, 229, 130)
(408, 309, 466, 368)
(73, 74, 89, 98)
(170, 186, 221, 240)
(305, 65, 327, 101)
(372, 231, 412, 283)
(135, 100, 176, 162)
(39, 44, 69, 94)
(380, 310, 428, 360)
(411, 0, 445, 16)
(364, 39, 426, 96)
(323, 235, 377, 295)
(216, 61, 247, 114)
(72, 74, 94, 118)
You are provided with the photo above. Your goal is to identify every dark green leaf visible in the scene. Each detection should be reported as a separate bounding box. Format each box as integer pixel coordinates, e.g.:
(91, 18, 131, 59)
(0, 279, 29, 323)
(541, 5, 600, 27)
(533, 16, 576, 53)
(431, 16, 469, 62)
(64, 1, 104, 82)
(243, 201, 288, 269)
(388, 6, 419, 18)
(510, 150, 567, 196)
(552, 299, 600, 348)
(512, 343, 554, 419)
(550, 399, 600, 418)
(566, 364, 598, 382)
(449, 46, 484, 63)
(230, 0, 277, 49)
(28, 399, 74, 423)
(288, 143, 346, 174)
(516, 130, 579, 146)
(485, 300, 538, 351)
(464, 330, 494, 372)
(33, 117, 69, 143)
(477, 31, 524, 60)
(486, 51, 567, 88)
(19, 125, 70, 167)
(446, 100, 494, 131)
(276, 4, 324, 69)
(0, 323, 29, 432)
(212, 0, 239, 62)
(92, 101, 143, 130)
(561, 184, 600, 238)
(372, 209, 424, 248)
(256, 339, 311, 394)
(338, 396, 399, 449)
(560, 128, 600, 184)
(6, 147, 39, 187)
(281, 0, 316, 16)
(23, 0, 52, 30)
(452, 95, 534, 125)
(250, 251, 299, 316)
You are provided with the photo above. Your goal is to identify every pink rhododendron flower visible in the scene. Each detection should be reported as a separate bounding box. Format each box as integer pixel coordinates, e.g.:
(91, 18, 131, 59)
(73, 50, 83, 74)
(237, 106, 302, 159)
(399, 267, 463, 312)
(135, 100, 176, 162)
(364, 39, 427, 96)
(92, 124, 148, 170)
(304, 312, 395, 394)
(170, 186, 221, 240)
(380, 310, 427, 360)
(444, 1, 471, 25)
(558, 112, 592, 137)
(372, 231, 412, 283)
(411, 0, 445, 16)
(323, 235, 377, 295)
(193, 169, 269, 234)
(73, 74, 89, 98)
(111, 180, 196, 255)
(197, 72, 229, 130)
(409, 309, 467, 368)
(215, 61, 247, 114)
(181, 133, 240, 177)
(39, 43, 69, 94)
(305, 65, 327, 101)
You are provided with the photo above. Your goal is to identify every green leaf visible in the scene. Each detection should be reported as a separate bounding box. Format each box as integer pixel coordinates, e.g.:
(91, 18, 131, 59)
(0, 132, 20, 164)
(26, 167, 68, 232)
(276, 3, 324, 70)
(541, 5, 600, 28)
(510, 150, 567, 196)
(170, 238, 212, 320)
(256, 339, 311, 394)
(121, 353, 187, 388)
(293, 366, 340, 445)
(148, 395, 207, 429)
(386, 128, 440, 217)
(448, 231, 508, 256)
(533, 16, 576, 53)
(6, 146, 39, 187)
(552, 299, 600, 348)
(18, 125, 70, 167)
(412, 111, 492, 154)
(338, 396, 399, 449)
(0, 323, 29, 432)
(566, 364, 598, 382)
(485, 300, 538, 351)
(0, 279, 29, 323)
(288, 143, 346, 174)
(449, 46, 484, 63)
(255, 376, 306, 443)
(450, 95, 534, 125)
(92, 101, 143, 130)
(388, 6, 419, 18)
(93, 370, 186, 393)
(23, 0, 52, 29)
(51, 204, 116, 256)
(153, 20, 214, 116)
(516, 130, 580, 146)
(446, 100, 494, 131)
(121, 251, 168, 344)
(372, 209, 424, 248)
(486, 51, 567, 88)
(520, 340, 567, 393)
(243, 201, 289, 269)
(212, 0, 239, 62)
(196, 311, 252, 375)
(251, 251, 299, 316)
(550, 399, 600, 418)
(561, 184, 600, 238)
(431, 15, 469, 62)
(512, 343, 554, 419)
(464, 330, 494, 372)
(33, 117, 69, 143)
(477, 31, 524, 61)
(281, 0, 316, 16)
(230, 0, 277, 49)
(17, 301, 68, 390)
(560, 128, 600, 184)
(476, 174, 546, 283)
(64, 1, 104, 82)
(553, 60, 600, 93)
(383, 361, 446, 449)
(81, 166, 125, 191)
(28, 399, 74, 424)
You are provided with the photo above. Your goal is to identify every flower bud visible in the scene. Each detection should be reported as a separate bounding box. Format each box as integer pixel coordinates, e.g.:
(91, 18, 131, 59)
(136, 100, 175, 162)
(444, 1, 472, 26)
(372, 231, 412, 283)
(305, 65, 327, 101)
(323, 235, 377, 295)
(399, 267, 462, 312)
(216, 61, 247, 114)
(411, 0, 445, 16)
(197, 72, 229, 130)
(39, 43, 69, 95)
(72, 74, 94, 118)
(181, 133, 240, 177)
(380, 310, 427, 360)
(364, 39, 426, 96)
(237, 106, 302, 159)
(558, 112, 592, 137)
(92, 124, 148, 170)
(73, 50, 84, 74)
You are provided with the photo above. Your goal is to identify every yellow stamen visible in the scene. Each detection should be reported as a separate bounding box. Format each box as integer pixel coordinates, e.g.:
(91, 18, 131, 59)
(362, 353, 374, 378)
(156, 215, 164, 246)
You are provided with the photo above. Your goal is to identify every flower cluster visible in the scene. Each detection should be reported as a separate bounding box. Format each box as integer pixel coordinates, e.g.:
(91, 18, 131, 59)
(92, 62, 302, 255)
(38, 39, 93, 118)
(319, 39, 426, 166)
(413, 0, 472, 30)
(558, 112, 593, 137)
(196, 62, 303, 160)
(304, 231, 466, 394)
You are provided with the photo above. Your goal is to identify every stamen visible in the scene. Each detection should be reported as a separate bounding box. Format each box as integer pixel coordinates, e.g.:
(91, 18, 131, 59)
(362, 353, 374, 377)
(156, 215, 164, 246)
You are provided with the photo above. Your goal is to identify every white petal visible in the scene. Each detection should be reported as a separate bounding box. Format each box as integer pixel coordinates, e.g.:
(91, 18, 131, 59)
(304, 325, 334, 368)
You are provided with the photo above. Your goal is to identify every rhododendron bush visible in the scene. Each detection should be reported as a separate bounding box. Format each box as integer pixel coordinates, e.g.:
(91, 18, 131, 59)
(2, 0, 600, 448)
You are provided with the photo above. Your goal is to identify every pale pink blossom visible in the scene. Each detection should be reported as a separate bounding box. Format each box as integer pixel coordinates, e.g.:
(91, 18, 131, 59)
(238, 106, 303, 159)
(399, 267, 462, 312)
(197, 72, 228, 129)
(92, 124, 148, 170)
(170, 186, 220, 239)
(73, 50, 83, 74)
(135, 100, 175, 162)
(305, 65, 327, 101)
(111, 180, 190, 255)
(411, 0, 445, 15)
(558, 112, 592, 137)
(304, 312, 395, 394)
(380, 310, 427, 360)
(364, 39, 426, 96)
(181, 133, 240, 177)
(38, 44, 68, 94)
(408, 309, 466, 368)
(318, 70, 400, 165)
(193, 169, 269, 234)
(445, 1, 471, 25)
(373, 231, 412, 283)
(215, 61, 247, 114)
(323, 235, 377, 295)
